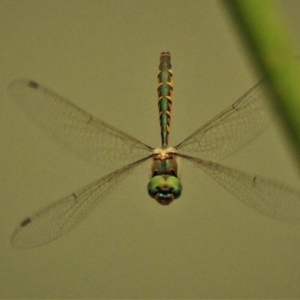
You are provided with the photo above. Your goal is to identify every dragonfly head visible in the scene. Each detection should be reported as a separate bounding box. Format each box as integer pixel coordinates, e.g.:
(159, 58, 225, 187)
(148, 175, 182, 205)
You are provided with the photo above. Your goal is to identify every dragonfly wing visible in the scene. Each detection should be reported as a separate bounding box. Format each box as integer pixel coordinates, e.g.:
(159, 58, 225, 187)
(11, 156, 151, 249)
(8, 79, 153, 169)
(180, 154, 300, 225)
(176, 81, 271, 162)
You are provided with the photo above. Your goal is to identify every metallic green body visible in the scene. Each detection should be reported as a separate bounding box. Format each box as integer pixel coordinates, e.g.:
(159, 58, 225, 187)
(147, 53, 181, 205)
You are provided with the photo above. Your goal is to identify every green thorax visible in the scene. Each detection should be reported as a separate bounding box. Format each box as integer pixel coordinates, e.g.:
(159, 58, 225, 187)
(148, 147, 182, 205)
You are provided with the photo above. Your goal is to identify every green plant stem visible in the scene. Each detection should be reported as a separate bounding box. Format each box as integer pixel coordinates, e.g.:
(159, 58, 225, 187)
(224, 0, 300, 164)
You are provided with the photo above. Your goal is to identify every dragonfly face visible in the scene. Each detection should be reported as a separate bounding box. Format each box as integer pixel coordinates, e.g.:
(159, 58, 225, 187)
(148, 147, 182, 205)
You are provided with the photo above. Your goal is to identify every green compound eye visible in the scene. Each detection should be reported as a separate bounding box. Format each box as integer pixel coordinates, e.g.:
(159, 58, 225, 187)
(148, 175, 182, 205)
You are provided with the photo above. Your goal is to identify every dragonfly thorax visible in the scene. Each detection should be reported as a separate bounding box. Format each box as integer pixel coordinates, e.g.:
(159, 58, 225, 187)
(151, 147, 178, 174)
(148, 147, 182, 205)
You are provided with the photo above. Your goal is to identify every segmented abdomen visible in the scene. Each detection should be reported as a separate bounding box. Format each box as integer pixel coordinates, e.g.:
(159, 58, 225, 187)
(157, 52, 173, 147)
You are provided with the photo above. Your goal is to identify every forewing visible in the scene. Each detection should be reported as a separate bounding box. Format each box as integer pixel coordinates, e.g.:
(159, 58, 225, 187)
(8, 79, 153, 169)
(180, 154, 300, 225)
(176, 81, 271, 162)
(11, 156, 151, 249)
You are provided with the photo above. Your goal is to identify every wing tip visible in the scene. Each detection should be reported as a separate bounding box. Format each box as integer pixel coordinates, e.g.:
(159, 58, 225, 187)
(8, 78, 38, 92)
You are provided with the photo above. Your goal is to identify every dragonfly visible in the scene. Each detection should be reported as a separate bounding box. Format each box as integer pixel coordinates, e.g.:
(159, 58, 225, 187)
(9, 52, 300, 249)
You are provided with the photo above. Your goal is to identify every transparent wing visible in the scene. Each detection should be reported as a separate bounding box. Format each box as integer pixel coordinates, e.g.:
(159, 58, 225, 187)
(8, 79, 153, 169)
(11, 156, 151, 249)
(176, 81, 271, 162)
(180, 154, 300, 224)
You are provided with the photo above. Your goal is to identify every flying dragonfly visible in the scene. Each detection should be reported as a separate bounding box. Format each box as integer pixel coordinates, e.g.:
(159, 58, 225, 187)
(9, 52, 300, 249)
